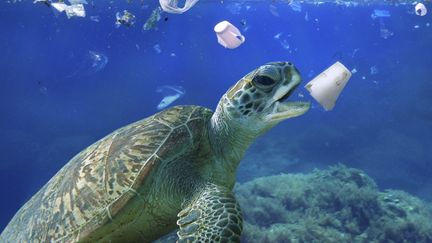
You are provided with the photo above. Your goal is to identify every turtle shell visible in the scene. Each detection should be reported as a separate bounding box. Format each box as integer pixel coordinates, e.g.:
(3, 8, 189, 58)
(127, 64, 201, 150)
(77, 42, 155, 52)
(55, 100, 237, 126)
(0, 105, 212, 242)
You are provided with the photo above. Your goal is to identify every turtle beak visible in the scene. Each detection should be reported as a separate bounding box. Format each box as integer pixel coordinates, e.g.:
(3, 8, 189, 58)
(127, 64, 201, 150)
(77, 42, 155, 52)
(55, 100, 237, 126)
(265, 82, 310, 122)
(267, 101, 310, 121)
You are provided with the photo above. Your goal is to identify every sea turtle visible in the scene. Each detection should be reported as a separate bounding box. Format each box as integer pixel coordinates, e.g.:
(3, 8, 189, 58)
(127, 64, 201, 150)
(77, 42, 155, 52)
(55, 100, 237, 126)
(0, 62, 310, 242)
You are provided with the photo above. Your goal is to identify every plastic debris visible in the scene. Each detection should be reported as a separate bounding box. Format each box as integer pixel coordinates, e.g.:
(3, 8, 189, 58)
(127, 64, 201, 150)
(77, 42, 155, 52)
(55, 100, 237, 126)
(65, 4, 85, 18)
(305, 62, 352, 111)
(370, 66, 379, 75)
(153, 44, 162, 54)
(89, 15, 100, 22)
(68, 0, 87, 4)
(214, 21, 245, 49)
(273, 32, 290, 50)
(159, 0, 198, 14)
(371, 9, 390, 19)
(280, 39, 290, 50)
(33, 0, 50, 6)
(49, 1, 85, 18)
(269, 4, 279, 17)
(66, 51, 108, 78)
(274, 32, 283, 39)
(415, 3, 427, 16)
(240, 19, 250, 32)
(143, 7, 162, 31)
(51, 2, 68, 12)
(156, 85, 185, 110)
(115, 10, 135, 28)
(88, 51, 108, 72)
(226, 2, 242, 14)
(289, 2, 302, 12)
(379, 19, 393, 39)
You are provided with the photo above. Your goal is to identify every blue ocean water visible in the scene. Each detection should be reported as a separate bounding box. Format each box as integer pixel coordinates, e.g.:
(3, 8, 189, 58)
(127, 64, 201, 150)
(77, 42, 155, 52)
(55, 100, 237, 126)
(0, 0, 431, 235)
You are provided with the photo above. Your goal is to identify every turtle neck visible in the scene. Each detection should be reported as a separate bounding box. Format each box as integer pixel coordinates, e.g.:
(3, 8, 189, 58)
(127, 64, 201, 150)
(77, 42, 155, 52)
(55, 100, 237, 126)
(207, 100, 259, 188)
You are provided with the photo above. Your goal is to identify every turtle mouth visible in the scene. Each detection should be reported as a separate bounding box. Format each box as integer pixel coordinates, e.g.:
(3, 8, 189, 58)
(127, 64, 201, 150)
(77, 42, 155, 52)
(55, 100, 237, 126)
(266, 83, 310, 121)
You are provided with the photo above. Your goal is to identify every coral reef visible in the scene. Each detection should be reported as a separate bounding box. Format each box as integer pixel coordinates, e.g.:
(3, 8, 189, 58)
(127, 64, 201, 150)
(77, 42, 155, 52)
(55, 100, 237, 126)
(235, 165, 432, 243)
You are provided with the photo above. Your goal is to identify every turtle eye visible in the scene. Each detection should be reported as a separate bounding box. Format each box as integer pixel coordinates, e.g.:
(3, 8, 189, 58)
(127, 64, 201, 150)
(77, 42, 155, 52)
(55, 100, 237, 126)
(252, 75, 276, 87)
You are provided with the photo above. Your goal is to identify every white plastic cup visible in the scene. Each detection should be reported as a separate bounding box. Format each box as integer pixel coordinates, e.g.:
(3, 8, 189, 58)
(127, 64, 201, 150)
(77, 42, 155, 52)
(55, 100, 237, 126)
(415, 3, 427, 16)
(304, 62, 352, 111)
(214, 21, 245, 49)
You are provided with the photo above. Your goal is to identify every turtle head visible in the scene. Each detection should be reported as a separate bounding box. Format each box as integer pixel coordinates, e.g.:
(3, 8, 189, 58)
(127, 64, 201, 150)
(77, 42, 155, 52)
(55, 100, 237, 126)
(218, 61, 310, 134)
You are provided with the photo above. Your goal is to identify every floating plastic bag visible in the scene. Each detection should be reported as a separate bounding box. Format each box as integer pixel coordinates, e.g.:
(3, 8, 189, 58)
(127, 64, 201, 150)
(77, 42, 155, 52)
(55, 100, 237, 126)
(156, 85, 186, 110)
(415, 3, 427, 16)
(289, 2, 302, 12)
(304, 62, 352, 111)
(66, 50, 108, 78)
(88, 51, 108, 73)
(51, 2, 68, 12)
(159, 0, 199, 14)
(65, 4, 85, 18)
(214, 21, 245, 49)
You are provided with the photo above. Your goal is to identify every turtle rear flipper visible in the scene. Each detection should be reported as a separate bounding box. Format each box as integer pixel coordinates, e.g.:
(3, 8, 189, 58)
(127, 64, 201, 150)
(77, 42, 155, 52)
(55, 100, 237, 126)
(176, 183, 242, 243)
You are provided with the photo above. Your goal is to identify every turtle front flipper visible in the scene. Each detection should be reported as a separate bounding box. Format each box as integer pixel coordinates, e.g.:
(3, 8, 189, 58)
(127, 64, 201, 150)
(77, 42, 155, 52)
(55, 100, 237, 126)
(176, 183, 242, 243)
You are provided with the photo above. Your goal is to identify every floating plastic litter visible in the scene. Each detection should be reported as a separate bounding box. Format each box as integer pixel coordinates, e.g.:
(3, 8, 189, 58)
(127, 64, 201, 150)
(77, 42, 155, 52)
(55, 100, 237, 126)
(305, 62, 352, 111)
(143, 7, 162, 31)
(115, 10, 135, 28)
(65, 4, 85, 18)
(214, 21, 245, 49)
(415, 3, 427, 16)
(50, 2, 85, 18)
(156, 85, 186, 110)
(159, 0, 199, 14)
(51, 2, 68, 12)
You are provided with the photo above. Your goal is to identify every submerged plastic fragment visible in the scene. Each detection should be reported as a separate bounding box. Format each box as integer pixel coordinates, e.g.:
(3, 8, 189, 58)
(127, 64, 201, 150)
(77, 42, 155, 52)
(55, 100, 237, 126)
(88, 51, 108, 73)
(153, 44, 162, 54)
(65, 4, 85, 18)
(289, 2, 302, 12)
(89, 15, 100, 22)
(51, 2, 68, 12)
(371, 9, 391, 19)
(33, 0, 50, 6)
(415, 3, 427, 16)
(115, 10, 135, 28)
(214, 21, 245, 49)
(378, 18, 393, 39)
(269, 4, 279, 17)
(226, 2, 242, 14)
(68, 0, 87, 4)
(50, 1, 85, 18)
(143, 7, 162, 31)
(156, 85, 186, 110)
(159, 0, 199, 14)
(66, 51, 108, 78)
(305, 62, 352, 111)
